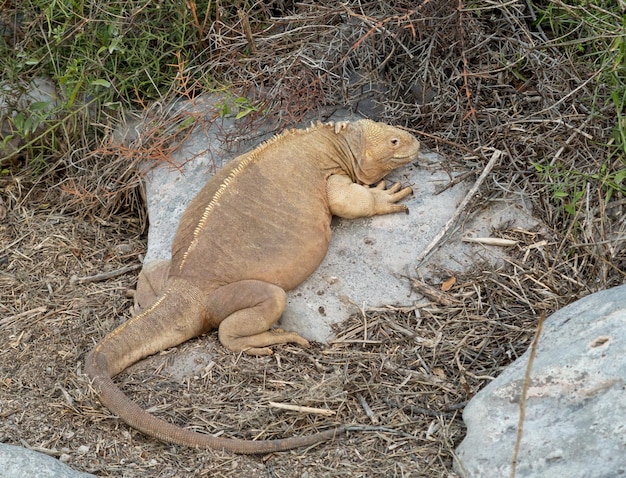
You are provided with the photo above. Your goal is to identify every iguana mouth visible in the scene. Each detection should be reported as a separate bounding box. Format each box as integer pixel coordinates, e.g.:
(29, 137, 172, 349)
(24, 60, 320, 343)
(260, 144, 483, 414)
(393, 152, 419, 161)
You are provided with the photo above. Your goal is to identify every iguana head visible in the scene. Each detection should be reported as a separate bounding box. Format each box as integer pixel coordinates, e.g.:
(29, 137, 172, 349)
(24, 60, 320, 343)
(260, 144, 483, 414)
(341, 119, 420, 185)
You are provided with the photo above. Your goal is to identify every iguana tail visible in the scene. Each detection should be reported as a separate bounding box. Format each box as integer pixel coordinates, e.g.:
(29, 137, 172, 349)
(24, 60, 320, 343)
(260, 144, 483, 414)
(85, 279, 345, 454)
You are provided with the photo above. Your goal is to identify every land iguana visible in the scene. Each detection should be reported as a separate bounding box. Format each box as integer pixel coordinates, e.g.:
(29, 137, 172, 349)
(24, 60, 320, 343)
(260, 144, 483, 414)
(85, 119, 420, 454)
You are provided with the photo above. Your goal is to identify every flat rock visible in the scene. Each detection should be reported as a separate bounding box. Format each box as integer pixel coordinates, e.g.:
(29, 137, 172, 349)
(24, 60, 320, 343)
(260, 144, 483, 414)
(131, 95, 539, 343)
(0, 443, 95, 478)
(454, 284, 626, 478)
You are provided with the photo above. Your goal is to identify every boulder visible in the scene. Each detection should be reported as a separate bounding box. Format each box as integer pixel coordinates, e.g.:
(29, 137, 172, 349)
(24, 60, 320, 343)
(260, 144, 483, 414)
(455, 284, 626, 478)
(130, 96, 539, 343)
(0, 443, 95, 478)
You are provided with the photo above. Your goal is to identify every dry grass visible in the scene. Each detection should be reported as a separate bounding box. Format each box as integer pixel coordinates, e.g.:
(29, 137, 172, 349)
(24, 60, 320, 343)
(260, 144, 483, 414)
(0, 1, 624, 477)
(0, 189, 557, 476)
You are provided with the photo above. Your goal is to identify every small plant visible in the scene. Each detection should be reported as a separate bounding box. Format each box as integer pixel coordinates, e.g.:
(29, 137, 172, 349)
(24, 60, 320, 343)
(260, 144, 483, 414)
(0, 0, 222, 170)
(215, 95, 263, 120)
(532, 1, 625, 219)
(534, 161, 626, 218)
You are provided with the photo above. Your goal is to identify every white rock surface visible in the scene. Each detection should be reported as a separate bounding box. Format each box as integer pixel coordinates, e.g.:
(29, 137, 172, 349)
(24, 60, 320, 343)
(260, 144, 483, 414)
(454, 284, 626, 478)
(0, 443, 95, 478)
(134, 95, 539, 342)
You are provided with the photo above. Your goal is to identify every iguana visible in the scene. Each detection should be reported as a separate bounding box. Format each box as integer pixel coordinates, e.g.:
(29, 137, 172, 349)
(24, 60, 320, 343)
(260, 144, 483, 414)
(85, 119, 420, 454)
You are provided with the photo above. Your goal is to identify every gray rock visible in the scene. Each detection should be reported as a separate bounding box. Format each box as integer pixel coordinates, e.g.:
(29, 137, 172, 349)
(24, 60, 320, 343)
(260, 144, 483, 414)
(280, 151, 462, 340)
(454, 284, 626, 478)
(132, 95, 539, 343)
(0, 443, 96, 478)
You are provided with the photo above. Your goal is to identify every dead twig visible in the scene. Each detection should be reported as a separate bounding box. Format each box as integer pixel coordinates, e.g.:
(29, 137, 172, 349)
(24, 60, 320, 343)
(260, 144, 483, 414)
(357, 394, 379, 424)
(71, 263, 142, 285)
(411, 279, 459, 306)
(462, 237, 519, 247)
(0, 306, 48, 327)
(511, 312, 545, 478)
(268, 402, 336, 416)
(435, 170, 475, 195)
(416, 149, 503, 266)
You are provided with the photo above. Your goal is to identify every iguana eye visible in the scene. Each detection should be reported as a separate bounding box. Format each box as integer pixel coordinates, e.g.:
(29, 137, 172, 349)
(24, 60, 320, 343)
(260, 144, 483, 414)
(390, 138, 400, 147)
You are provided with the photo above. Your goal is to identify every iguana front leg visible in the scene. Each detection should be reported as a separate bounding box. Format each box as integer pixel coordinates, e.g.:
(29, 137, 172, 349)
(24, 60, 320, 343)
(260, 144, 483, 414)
(326, 174, 413, 219)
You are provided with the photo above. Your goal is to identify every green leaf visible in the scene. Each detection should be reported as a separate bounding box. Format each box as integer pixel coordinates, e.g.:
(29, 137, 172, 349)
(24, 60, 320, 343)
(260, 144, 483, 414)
(235, 109, 251, 119)
(12, 112, 25, 131)
(91, 79, 111, 88)
(1, 134, 14, 146)
(217, 103, 230, 117)
(572, 190, 584, 203)
(23, 116, 34, 135)
(178, 116, 196, 129)
(30, 101, 51, 112)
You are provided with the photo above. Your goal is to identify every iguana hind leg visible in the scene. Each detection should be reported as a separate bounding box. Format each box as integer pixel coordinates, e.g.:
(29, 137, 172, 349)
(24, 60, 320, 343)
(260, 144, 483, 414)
(209, 280, 310, 355)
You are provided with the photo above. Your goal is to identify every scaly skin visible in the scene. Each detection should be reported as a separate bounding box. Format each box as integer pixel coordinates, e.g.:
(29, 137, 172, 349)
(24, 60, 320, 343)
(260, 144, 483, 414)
(85, 119, 420, 453)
